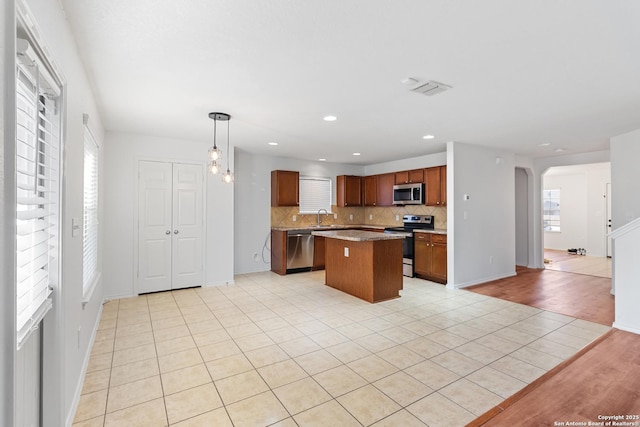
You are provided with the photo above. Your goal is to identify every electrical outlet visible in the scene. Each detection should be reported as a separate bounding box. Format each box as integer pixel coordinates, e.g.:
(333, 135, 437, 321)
(395, 215, 400, 221)
(344, 247, 349, 257)
(349, 214, 353, 220)
(292, 215, 297, 222)
(489, 256, 494, 264)
(252, 252, 260, 262)
(369, 214, 373, 220)
(334, 213, 338, 219)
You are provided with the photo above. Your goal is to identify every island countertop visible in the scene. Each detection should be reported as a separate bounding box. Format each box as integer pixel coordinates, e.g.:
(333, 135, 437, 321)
(311, 229, 404, 242)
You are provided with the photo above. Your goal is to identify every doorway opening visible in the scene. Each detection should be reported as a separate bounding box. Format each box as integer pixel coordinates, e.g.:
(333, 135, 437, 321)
(542, 163, 611, 278)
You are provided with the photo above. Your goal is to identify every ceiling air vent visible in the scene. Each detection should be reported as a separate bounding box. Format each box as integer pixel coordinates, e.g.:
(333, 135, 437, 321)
(409, 80, 452, 96)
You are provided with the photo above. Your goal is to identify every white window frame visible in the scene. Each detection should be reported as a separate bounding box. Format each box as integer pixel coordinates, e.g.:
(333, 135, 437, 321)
(543, 189, 561, 232)
(82, 120, 100, 302)
(299, 176, 332, 214)
(15, 38, 63, 349)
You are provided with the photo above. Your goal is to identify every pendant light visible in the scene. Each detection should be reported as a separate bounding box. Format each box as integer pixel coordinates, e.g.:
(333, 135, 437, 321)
(208, 112, 232, 182)
(222, 113, 234, 183)
(208, 112, 223, 174)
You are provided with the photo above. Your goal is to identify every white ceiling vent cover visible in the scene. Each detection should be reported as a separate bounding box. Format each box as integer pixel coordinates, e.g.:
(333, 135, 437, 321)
(410, 80, 452, 96)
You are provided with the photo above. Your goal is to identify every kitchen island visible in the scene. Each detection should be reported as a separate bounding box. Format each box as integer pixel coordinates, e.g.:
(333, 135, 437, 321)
(311, 230, 404, 303)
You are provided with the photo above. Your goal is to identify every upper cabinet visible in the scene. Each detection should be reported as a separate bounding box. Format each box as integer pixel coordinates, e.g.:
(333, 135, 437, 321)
(337, 175, 362, 207)
(395, 169, 424, 185)
(376, 173, 395, 206)
(271, 170, 299, 207)
(363, 175, 377, 206)
(424, 166, 447, 206)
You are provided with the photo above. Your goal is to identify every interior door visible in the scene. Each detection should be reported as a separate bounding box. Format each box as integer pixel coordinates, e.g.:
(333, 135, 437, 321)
(138, 161, 204, 293)
(138, 161, 173, 293)
(171, 163, 204, 289)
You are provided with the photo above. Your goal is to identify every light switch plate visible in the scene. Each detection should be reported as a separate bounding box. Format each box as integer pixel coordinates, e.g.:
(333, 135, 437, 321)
(71, 217, 81, 237)
(344, 247, 349, 257)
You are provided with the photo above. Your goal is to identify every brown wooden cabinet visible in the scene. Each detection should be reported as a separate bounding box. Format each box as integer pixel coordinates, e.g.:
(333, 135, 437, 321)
(363, 175, 377, 206)
(376, 173, 395, 206)
(271, 170, 299, 207)
(414, 232, 447, 284)
(270, 230, 287, 275)
(336, 175, 362, 207)
(424, 166, 446, 206)
(395, 169, 424, 184)
(313, 236, 325, 270)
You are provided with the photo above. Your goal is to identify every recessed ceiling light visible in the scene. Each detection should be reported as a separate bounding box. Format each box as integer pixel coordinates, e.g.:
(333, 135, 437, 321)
(268, 142, 278, 146)
(539, 143, 551, 147)
(352, 152, 361, 156)
(323, 115, 337, 122)
(555, 148, 567, 153)
(318, 158, 326, 162)
(423, 134, 435, 140)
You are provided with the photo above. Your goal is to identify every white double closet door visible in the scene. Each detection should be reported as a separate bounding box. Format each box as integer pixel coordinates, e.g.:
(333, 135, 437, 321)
(137, 161, 204, 294)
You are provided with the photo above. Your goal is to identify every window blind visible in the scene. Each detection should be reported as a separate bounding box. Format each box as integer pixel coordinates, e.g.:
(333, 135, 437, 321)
(83, 127, 99, 293)
(16, 42, 61, 349)
(299, 176, 332, 214)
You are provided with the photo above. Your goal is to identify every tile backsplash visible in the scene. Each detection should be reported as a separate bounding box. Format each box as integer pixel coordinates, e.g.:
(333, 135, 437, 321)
(271, 205, 447, 229)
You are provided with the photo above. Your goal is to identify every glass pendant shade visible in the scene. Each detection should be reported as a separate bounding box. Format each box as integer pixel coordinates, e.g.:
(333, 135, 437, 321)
(223, 169, 234, 183)
(208, 146, 221, 161)
(209, 161, 220, 174)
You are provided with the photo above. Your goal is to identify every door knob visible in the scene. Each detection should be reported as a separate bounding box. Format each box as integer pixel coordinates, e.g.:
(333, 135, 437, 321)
(165, 230, 171, 235)
(174, 230, 179, 234)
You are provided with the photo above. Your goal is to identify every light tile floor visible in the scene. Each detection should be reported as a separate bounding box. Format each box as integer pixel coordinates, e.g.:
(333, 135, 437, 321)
(544, 249, 612, 278)
(73, 271, 611, 426)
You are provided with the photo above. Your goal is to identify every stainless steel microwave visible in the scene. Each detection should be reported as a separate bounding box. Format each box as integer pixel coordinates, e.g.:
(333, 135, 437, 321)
(393, 183, 424, 205)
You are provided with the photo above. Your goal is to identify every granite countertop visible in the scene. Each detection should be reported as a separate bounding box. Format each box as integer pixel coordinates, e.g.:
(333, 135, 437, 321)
(311, 229, 405, 242)
(271, 224, 388, 232)
(414, 228, 448, 235)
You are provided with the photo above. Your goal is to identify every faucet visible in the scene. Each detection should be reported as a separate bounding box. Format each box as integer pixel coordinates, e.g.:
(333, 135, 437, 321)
(317, 208, 328, 226)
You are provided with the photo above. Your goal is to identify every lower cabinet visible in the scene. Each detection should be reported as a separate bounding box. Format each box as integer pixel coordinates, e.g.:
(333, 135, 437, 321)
(271, 230, 287, 275)
(414, 232, 447, 284)
(313, 236, 325, 270)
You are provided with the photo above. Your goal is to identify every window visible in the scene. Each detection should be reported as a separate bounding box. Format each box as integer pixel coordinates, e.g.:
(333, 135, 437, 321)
(83, 125, 99, 297)
(543, 189, 561, 232)
(299, 176, 332, 214)
(15, 38, 62, 348)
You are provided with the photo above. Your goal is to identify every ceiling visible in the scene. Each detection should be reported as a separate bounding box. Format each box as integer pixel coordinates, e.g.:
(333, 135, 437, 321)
(59, 0, 640, 165)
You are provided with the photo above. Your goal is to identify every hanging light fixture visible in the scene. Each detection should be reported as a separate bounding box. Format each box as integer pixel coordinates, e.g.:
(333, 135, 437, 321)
(207, 112, 225, 173)
(222, 113, 234, 183)
(208, 112, 232, 181)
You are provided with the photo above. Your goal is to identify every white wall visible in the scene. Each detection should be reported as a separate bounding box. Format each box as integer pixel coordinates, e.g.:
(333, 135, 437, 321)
(448, 142, 516, 288)
(363, 151, 447, 175)
(610, 129, 640, 229)
(515, 168, 529, 266)
(543, 163, 610, 256)
(234, 150, 363, 274)
(1, 1, 16, 424)
(610, 129, 640, 333)
(103, 132, 234, 298)
(10, 0, 107, 425)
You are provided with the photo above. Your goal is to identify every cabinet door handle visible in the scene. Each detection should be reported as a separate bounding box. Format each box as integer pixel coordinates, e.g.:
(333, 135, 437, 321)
(165, 230, 171, 235)
(174, 230, 179, 234)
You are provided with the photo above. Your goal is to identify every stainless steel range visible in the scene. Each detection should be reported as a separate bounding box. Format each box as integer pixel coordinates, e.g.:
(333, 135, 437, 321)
(384, 214, 435, 277)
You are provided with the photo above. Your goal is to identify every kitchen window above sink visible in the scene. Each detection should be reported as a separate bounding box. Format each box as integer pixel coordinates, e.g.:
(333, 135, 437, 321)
(299, 176, 332, 214)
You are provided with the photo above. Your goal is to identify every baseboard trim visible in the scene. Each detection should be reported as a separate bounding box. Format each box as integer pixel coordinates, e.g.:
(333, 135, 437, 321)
(66, 303, 104, 427)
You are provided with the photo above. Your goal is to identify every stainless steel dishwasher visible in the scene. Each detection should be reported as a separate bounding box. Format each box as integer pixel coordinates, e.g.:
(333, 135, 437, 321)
(286, 229, 314, 272)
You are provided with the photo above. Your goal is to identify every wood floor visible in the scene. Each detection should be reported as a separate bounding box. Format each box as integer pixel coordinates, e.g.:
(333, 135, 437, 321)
(467, 266, 614, 326)
(471, 329, 640, 426)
